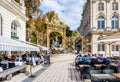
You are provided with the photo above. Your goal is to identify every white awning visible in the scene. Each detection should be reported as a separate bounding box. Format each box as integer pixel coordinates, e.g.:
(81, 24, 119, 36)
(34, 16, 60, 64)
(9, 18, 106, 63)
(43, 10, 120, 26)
(39, 45, 48, 50)
(20, 41, 48, 51)
(0, 36, 39, 51)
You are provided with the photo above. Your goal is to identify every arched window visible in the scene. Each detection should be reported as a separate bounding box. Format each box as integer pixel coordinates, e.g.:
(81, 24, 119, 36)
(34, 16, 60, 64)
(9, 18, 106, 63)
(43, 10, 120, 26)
(97, 16, 105, 29)
(0, 15, 2, 36)
(11, 21, 19, 39)
(111, 15, 119, 29)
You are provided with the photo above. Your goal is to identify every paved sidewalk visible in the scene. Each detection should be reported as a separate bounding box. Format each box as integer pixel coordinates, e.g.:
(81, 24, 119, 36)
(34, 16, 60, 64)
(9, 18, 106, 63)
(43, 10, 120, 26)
(33, 61, 83, 82)
(3, 53, 82, 82)
(50, 53, 76, 63)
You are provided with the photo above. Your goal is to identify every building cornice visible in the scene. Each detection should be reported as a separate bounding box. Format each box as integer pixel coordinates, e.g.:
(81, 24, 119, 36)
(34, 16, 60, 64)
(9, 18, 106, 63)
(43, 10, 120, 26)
(0, 0, 28, 21)
(91, 31, 119, 35)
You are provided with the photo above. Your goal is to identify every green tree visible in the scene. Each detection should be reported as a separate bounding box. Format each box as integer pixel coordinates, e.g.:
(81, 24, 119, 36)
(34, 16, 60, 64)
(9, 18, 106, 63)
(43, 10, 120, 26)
(30, 33, 37, 44)
(66, 26, 72, 37)
(72, 30, 77, 36)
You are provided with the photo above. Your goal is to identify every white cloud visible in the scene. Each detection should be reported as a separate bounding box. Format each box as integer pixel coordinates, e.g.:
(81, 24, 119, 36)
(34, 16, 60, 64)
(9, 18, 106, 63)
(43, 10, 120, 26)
(39, 0, 86, 30)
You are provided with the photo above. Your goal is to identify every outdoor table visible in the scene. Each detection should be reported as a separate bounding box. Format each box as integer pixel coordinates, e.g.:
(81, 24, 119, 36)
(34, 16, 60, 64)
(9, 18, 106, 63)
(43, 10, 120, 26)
(111, 60, 117, 62)
(113, 73, 120, 79)
(110, 63, 117, 67)
(94, 64, 103, 67)
(26, 57, 40, 62)
(14, 61, 24, 66)
(92, 74, 116, 81)
(79, 64, 90, 68)
(94, 64, 103, 70)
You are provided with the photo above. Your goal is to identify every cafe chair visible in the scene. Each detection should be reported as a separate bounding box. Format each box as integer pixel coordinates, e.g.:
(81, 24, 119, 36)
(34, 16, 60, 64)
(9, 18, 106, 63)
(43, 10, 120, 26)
(90, 70, 102, 74)
(9, 63, 15, 68)
(82, 66, 91, 79)
(0, 63, 7, 70)
(90, 70, 103, 82)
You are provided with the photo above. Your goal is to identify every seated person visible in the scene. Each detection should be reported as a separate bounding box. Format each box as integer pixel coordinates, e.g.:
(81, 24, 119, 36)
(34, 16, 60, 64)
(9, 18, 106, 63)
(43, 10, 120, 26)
(11, 54, 16, 61)
(16, 55, 22, 61)
(97, 54, 105, 64)
(83, 55, 91, 64)
(75, 54, 83, 66)
(1, 58, 9, 69)
(22, 53, 27, 61)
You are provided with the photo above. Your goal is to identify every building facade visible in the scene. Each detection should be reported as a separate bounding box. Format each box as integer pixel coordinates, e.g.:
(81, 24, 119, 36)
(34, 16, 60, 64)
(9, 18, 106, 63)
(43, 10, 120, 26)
(80, 0, 120, 56)
(0, 0, 28, 41)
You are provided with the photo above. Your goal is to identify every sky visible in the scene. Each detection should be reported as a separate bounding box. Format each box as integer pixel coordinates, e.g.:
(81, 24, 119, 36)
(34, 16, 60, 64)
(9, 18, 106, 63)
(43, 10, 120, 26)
(39, 0, 86, 30)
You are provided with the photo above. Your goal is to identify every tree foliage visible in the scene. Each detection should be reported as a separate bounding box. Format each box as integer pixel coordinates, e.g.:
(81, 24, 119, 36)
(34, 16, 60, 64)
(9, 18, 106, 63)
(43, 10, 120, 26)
(66, 26, 77, 37)
(66, 26, 72, 37)
(30, 33, 37, 44)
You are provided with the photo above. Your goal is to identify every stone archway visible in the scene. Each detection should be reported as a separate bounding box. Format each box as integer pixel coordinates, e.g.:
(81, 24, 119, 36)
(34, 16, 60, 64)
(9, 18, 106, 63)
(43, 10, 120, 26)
(26, 28, 38, 44)
(46, 24, 66, 49)
(49, 32, 62, 48)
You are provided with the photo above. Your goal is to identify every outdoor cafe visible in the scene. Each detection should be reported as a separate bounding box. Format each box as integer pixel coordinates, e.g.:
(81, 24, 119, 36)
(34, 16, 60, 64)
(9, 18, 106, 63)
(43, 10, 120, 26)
(0, 36, 41, 80)
(75, 33, 120, 82)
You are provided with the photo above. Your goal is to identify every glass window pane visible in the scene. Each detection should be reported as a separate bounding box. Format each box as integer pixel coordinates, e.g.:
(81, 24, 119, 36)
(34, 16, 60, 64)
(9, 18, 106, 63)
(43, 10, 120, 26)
(116, 45, 118, 51)
(112, 45, 114, 51)
(98, 21, 100, 29)
(102, 21, 104, 28)
(11, 22, 18, 37)
(98, 3, 104, 10)
(112, 2, 118, 10)
(112, 15, 119, 28)
(112, 21, 114, 28)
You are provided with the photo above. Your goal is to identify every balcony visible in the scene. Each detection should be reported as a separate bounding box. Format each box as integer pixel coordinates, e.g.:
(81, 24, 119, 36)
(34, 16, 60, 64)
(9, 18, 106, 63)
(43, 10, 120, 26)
(97, 28, 104, 32)
(111, 28, 118, 32)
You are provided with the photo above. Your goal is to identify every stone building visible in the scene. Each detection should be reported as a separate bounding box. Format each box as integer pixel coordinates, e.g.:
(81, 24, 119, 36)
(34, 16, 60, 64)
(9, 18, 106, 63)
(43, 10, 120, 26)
(0, 0, 28, 41)
(80, 0, 120, 56)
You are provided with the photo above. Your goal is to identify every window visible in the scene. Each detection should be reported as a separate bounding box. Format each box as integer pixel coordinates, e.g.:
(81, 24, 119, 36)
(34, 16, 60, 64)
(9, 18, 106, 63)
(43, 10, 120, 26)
(112, 15, 119, 29)
(11, 21, 19, 39)
(98, 3, 104, 11)
(0, 16, 2, 36)
(98, 44, 104, 51)
(112, 2, 118, 10)
(112, 45, 118, 51)
(98, 16, 105, 29)
(11, 22, 18, 37)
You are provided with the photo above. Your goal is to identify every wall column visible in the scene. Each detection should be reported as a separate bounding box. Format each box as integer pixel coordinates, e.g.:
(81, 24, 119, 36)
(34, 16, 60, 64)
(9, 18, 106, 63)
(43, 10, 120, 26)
(46, 28, 50, 49)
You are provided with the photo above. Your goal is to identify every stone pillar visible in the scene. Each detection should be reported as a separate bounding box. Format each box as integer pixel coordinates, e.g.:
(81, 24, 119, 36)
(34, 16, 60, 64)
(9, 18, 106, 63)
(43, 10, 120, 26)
(62, 28, 66, 49)
(46, 28, 49, 49)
